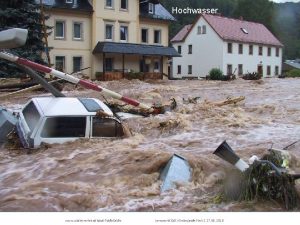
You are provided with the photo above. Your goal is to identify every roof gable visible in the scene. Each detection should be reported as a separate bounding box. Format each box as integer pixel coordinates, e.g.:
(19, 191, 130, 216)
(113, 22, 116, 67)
(171, 14, 283, 47)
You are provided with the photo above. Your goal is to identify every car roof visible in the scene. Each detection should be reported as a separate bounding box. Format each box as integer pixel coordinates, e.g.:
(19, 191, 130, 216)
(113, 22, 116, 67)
(32, 97, 113, 117)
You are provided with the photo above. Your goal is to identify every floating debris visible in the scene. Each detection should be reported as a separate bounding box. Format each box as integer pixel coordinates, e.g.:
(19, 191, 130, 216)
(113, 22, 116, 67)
(242, 72, 262, 80)
(214, 142, 300, 210)
(213, 141, 249, 172)
(0, 106, 17, 143)
(160, 154, 192, 192)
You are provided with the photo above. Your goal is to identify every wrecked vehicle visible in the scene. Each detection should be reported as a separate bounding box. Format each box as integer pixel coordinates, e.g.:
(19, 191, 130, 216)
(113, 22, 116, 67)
(16, 97, 126, 148)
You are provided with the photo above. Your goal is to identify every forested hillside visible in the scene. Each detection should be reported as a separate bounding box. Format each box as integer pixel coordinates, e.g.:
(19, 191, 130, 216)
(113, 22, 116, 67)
(161, 0, 300, 60)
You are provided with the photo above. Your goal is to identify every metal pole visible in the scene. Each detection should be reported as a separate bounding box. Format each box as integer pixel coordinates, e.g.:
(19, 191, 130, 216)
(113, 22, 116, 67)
(0, 51, 156, 113)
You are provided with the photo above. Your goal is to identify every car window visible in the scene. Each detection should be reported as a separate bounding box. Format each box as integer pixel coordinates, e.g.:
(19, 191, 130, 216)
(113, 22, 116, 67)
(22, 101, 41, 131)
(41, 117, 86, 138)
(92, 117, 124, 137)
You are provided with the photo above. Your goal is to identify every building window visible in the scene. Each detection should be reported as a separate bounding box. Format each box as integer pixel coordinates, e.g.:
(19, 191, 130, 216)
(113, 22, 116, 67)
(73, 56, 82, 73)
(259, 46, 263, 56)
(73, 22, 82, 40)
(178, 45, 181, 54)
(66, 0, 73, 3)
(268, 47, 271, 56)
(275, 66, 279, 75)
(227, 43, 232, 54)
(177, 65, 181, 74)
(197, 26, 201, 35)
(154, 61, 160, 72)
(120, 0, 128, 10)
(105, 58, 114, 72)
(154, 30, 161, 44)
(238, 44, 243, 54)
(55, 21, 65, 39)
(267, 66, 271, 76)
(249, 45, 253, 55)
(105, 24, 113, 40)
(55, 56, 65, 72)
(188, 65, 192, 74)
(276, 48, 280, 57)
(141, 28, 148, 43)
(202, 25, 206, 34)
(238, 64, 243, 75)
(106, 0, 113, 8)
(149, 3, 154, 14)
(227, 64, 232, 75)
(120, 25, 128, 42)
(188, 45, 192, 54)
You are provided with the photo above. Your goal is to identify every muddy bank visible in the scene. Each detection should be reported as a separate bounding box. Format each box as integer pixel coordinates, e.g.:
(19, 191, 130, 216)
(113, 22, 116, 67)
(0, 78, 300, 211)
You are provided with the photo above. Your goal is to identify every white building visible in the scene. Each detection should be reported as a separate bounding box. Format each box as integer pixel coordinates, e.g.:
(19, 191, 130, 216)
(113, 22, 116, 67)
(171, 14, 283, 79)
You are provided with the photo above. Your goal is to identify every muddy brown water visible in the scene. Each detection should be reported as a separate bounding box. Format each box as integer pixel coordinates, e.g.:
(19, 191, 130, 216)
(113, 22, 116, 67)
(1, 78, 300, 212)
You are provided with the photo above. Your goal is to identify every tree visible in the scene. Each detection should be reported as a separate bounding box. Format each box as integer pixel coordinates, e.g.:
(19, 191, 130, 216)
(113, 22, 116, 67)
(0, 0, 50, 77)
(233, 0, 275, 32)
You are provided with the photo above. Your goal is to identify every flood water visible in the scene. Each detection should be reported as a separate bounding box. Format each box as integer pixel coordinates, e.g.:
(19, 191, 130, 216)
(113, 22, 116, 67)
(1, 78, 300, 212)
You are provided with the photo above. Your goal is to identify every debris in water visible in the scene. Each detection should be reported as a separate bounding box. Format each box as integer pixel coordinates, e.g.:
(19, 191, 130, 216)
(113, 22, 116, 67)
(0, 106, 17, 143)
(215, 144, 300, 210)
(239, 153, 300, 210)
(205, 96, 245, 107)
(213, 141, 249, 172)
(242, 72, 262, 80)
(160, 154, 192, 192)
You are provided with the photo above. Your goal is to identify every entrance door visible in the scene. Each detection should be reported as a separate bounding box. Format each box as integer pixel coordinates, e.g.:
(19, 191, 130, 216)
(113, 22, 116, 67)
(257, 65, 263, 76)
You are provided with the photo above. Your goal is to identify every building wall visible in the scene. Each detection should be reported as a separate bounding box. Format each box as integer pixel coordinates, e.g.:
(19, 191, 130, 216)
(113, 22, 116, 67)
(139, 19, 169, 47)
(222, 42, 282, 77)
(46, 1, 171, 79)
(172, 17, 283, 79)
(172, 17, 224, 79)
(46, 9, 92, 77)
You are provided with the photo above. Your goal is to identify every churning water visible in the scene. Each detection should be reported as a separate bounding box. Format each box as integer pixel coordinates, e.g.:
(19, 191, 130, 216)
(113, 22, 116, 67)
(0, 78, 300, 212)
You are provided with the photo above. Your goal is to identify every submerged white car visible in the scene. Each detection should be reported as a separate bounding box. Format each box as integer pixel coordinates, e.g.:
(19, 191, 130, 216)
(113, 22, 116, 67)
(16, 97, 125, 148)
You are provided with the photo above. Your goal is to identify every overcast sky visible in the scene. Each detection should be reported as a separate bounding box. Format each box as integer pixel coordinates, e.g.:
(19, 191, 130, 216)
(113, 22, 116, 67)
(271, 0, 300, 3)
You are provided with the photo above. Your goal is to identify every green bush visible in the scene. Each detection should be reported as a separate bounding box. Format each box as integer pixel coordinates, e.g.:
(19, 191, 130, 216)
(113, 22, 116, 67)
(285, 69, 300, 78)
(208, 68, 225, 80)
(95, 72, 103, 80)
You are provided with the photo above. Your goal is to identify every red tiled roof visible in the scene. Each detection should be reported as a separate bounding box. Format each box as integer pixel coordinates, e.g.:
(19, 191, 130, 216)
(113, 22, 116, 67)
(171, 14, 283, 47)
(171, 24, 193, 43)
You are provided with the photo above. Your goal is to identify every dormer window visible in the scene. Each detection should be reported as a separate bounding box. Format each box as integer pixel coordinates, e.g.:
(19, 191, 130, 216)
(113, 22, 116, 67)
(149, 3, 154, 14)
(241, 28, 248, 34)
(66, 0, 73, 3)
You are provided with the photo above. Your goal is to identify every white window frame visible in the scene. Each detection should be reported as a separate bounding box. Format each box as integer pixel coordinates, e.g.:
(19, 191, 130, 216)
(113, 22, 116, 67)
(154, 29, 161, 44)
(105, 23, 114, 41)
(141, 28, 148, 43)
(55, 20, 65, 39)
(105, 0, 114, 9)
(73, 56, 83, 73)
(149, 3, 154, 14)
(120, 25, 128, 42)
(73, 22, 83, 40)
(120, 0, 128, 11)
(55, 56, 66, 72)
(197, 26, 201, 35)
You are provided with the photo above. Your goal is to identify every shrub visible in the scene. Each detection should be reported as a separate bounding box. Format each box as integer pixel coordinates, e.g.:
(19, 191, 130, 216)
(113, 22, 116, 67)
(95, 72, 103, 80)
(285, 69, 300, 78)
(208, 68, 225, 80)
